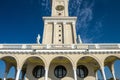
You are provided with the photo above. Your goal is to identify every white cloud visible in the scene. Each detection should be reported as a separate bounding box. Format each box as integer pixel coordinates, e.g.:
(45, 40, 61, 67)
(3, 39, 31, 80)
(69, 0, 103, 43)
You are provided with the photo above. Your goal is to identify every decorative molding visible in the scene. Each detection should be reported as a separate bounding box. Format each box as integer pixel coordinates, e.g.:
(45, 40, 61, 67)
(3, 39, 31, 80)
(46, 44, 51, 49)
(95, 44, 100, 49)
(71, 44, 77, 49)
(22, 45, 27, 49)
(118, 44, 120, 48)
(45, 22, 48, 24)
(0, 44, 3, 48)
(54, 22, 57, 25)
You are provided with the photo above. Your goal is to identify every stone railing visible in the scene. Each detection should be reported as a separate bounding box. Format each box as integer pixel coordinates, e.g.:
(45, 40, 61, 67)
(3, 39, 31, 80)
(0, 44, 120, 50)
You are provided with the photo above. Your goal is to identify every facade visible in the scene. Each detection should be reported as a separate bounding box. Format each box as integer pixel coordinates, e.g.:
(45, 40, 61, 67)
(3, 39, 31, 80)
(0, 0, 120, 80)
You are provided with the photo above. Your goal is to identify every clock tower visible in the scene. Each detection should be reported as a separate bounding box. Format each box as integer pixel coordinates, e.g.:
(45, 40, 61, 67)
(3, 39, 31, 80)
(51, 0, 68, 17)
(42, 0, 77, 44)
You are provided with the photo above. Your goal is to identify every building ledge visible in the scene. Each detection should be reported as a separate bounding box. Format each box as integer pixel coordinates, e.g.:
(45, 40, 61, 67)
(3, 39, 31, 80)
(0, 44, 119, 50)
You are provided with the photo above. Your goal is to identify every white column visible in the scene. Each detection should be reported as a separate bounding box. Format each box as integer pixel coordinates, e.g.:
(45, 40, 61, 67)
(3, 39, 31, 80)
(3, 72, 7, 80)
(45, 68, 48, 80)
(53, 22, 57, 44)
(63, 22, 66, 44)
(96, 71, 98, 80)
(15, 69, 21, 80)
(72, 22, 77, 44)
(111, 64, 116, 80)
(73, 68, 77, 80)
(108, 63, 116, 80)
(112, 72, 116, 80)
(101, 67, 106, 80)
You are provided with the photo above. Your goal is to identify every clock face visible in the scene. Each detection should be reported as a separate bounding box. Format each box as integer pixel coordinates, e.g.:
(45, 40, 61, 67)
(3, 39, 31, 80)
(56, 5, 64, 11)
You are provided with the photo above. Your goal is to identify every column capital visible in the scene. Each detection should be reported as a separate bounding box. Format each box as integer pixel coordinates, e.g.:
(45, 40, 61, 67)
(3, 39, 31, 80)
(73, 66, 77, 70)
(45, 22, 48, 24)
(118, 44, 120, 48)
(72, 22, 75, 25)
(0, 44, 3, 48)
(45, 67, 49, 70)
(17, 68, 21, 71)
(46, 44, 51, 49)
(54, 22, 57, 24)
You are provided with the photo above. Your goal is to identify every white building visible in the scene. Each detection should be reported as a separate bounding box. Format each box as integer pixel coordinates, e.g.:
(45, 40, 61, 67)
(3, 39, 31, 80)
(0, 0, 120, 80)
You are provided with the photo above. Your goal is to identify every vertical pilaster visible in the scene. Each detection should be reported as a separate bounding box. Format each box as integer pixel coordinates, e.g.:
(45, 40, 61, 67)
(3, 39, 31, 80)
(96, 71, 98, 80)
(100, 67, 106, 80)
(108, 63, 116, 80)
(112, 71, 116, 80)
(15, 69, 21, 80)
(72, 22, 77, 44)
(63, 22, 66, 44)
(45, 67, 48, 80)
(73, 68, 77, 80)
(53, 22, 57, 44)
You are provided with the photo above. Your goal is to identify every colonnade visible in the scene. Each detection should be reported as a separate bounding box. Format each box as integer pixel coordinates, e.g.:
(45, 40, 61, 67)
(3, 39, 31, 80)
(3, 65, 116, 80)
(0, 55, 119, 80)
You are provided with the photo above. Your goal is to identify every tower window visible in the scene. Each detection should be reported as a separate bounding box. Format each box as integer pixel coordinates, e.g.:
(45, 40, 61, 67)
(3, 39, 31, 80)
(58, 13, 61, 15)
(54, 65, 67, 78)
(59, 34, 61, 36)
(59, 30, 61, 32)
(77, 65, 88, 78)
(59, 39, 61, 42)
(33, 65, 45, 78)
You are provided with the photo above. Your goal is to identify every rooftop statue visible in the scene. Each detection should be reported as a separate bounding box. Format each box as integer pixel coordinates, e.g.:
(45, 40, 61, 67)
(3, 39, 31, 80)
(37, 34, 40, 44)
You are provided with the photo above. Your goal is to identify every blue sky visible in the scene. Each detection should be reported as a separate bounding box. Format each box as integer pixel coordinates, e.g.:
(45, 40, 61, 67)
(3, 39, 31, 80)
(0, 0, 120, 79)
(0, 0, 120, 43)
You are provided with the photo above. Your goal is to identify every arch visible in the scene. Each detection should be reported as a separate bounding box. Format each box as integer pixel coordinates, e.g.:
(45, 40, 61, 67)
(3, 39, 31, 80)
(21, 55, 47, 68)
(21, 56, 46, 80)
(48, 55, 74, 80)
(0, 55, 19, 66)
(0, 55, 18, 80)
(0, 55, 18, 68)
(76, 55, 102, 67)
(49, 55, 74, 68)
(104, 55, 120, 64)
(104, 55, 120, 67)
(76, 56, 102, 80)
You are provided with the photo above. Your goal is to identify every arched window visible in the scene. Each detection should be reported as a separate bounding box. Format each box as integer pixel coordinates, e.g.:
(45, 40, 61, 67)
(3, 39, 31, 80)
(33, 65, 45, 78)
(77, 65, 88, 78)
(54, 65, 67, 78)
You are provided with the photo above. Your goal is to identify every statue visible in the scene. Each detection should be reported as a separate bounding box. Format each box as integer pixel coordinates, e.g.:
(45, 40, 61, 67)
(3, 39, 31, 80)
(77, 35, 82, 44)
(37, 34, 40, 44)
